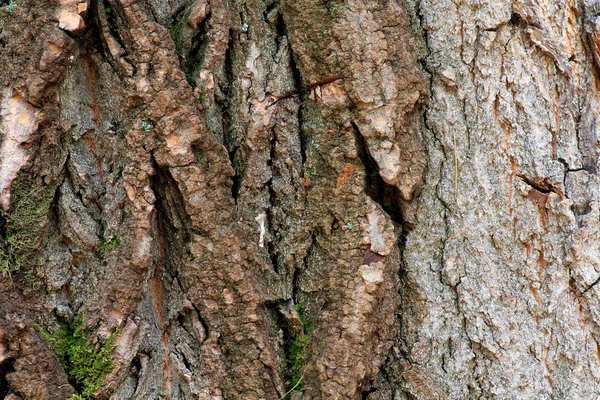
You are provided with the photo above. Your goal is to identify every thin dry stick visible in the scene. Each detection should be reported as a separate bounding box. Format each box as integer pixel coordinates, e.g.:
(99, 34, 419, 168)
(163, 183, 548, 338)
(279, 377, 303, 400)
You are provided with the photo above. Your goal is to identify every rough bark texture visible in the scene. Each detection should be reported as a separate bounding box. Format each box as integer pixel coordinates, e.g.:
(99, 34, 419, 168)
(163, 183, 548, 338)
(1, 0, 600, 399)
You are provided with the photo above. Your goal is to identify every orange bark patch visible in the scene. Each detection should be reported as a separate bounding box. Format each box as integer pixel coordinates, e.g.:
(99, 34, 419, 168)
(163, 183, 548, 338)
(152, 276, 170, 396)
(538, 246, 546, 281)
(300, 176, 310, 187)
(86, 136, 105, 184)
(527, 189, 549, 232)
(594, 338, 600, 366)
(336, 164, 356, 189)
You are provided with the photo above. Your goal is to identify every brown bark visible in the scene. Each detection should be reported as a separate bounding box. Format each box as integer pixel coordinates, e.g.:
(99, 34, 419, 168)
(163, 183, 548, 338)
(2, 0, 600, 399)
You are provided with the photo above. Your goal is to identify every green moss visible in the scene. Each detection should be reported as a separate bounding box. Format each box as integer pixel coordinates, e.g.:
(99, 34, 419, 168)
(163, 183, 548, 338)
(285, 302, 312, 395)
(36, 317, 118, 399)
(3, 2, 16, 13)
(184, 60, 202, 87)
(99, 235, 120, 254)
(0, 181, 54, 279)
(168, 21, 184, 57)
(141, 120, 153, 132)
(168, 16, 205, 86)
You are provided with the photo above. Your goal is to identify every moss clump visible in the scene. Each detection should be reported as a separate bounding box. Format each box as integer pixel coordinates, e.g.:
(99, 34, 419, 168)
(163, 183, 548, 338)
(168, 20, 184, 57)
(36, 317, 118, 399)
(99, 235, 120, 254)
(140, 120, 153, 132)
(286, 302, 312, 393)
(0, 182, 54, 279)
(3, 2, 16, 13)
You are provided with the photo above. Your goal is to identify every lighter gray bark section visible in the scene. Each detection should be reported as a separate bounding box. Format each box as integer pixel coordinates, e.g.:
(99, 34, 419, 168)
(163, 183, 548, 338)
(401, 0, 600, 398)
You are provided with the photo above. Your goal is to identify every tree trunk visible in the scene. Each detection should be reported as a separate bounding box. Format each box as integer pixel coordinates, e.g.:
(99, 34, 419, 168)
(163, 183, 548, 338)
(1, 0, 599, 398)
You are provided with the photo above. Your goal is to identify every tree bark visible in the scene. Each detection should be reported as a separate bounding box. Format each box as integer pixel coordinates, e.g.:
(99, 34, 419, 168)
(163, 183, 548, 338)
(1, 0, 599, 399)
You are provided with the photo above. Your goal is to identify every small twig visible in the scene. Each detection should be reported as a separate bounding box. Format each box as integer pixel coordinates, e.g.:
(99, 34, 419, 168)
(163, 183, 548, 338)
(279, 376, 303, 400)
(267, 75, 344, 108)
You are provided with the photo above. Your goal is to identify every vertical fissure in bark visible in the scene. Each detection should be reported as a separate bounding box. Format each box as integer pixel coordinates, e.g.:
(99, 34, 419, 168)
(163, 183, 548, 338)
(90, 0, 136, 79)
(87, 1, 107, 57)
(149, 158, 190, 288)
(190, 303, 210, 341)
(183, 11, 212, 87)
(352, 121, 405, 226)
(222, 29, 243, 203)
(0, 214, 6, 245)
(127, 351, 147, 394)
(98, 0, 127, 49)
(265, 191, 280, 274)
(275, 13, 306, 166)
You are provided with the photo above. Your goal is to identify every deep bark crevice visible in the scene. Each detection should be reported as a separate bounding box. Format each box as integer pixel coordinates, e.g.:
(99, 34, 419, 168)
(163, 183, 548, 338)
(0, 358, 15, 399)
(182, 11, 212, 87)
(222, 28, 243, 203)
(0, 214, 6, 244)
(99, 0, 129, 52)
(265, 118, 280, 273)
(352, 122, 405, 226)
(191, 303, 210, 341)
(149, 157, 191, 288)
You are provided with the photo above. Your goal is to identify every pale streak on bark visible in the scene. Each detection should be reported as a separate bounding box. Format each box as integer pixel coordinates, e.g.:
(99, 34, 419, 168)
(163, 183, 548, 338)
(0, 89, 40, 211)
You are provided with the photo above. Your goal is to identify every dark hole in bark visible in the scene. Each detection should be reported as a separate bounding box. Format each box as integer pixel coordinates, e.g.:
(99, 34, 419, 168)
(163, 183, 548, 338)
(572, 201, 592, 217)
(361, 386, 377, 399)
(0, 359, 14, 399)
(130, 354, 142, 375)
(510, 13, 523, 26)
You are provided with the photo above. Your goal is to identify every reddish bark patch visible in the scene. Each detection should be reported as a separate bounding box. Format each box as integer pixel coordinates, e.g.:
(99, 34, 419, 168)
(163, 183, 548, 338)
(336, 164, 357, 189)
(527, 188, 549, 232)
